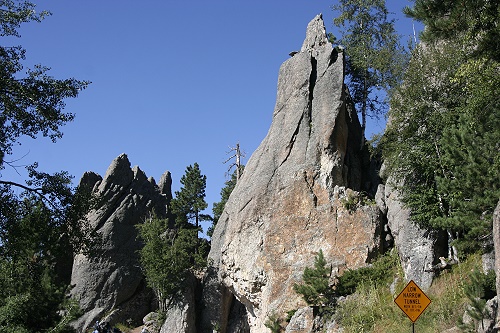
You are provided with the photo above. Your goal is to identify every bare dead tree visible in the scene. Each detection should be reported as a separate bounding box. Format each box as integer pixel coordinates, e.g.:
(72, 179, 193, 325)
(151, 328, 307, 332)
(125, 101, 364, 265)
(224, 143, 245, 181)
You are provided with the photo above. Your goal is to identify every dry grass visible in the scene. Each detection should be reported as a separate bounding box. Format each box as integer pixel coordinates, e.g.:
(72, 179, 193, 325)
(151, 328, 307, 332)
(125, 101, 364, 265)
(335, 253, 483, 333)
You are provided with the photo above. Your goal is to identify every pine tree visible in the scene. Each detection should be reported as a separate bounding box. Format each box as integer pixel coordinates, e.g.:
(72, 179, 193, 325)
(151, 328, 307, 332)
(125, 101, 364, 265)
(383, 1, 500, 257)
(458, 267, 497, 331)
(171, 163, 208, 229)
(138, 164, 211, 310)
(404, 0, 500, 61)
(0, 1, 91, 331)
(137, 217, 196, 311)
(332, 0, 408, 141)
(293, 250, 332, 307)
(208, 168, 240, 238)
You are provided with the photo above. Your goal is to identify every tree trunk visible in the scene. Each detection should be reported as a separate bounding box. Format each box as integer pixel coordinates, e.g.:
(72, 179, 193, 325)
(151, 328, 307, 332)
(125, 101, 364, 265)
(493, 200, 500, 328)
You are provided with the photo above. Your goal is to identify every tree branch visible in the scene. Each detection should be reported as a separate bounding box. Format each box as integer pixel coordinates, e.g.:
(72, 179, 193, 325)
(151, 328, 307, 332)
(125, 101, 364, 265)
(0, 179, 57, 209)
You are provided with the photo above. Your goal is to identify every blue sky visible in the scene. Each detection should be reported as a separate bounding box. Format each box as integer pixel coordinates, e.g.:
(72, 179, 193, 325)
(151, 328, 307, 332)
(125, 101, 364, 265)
(4, 1, 420, 236)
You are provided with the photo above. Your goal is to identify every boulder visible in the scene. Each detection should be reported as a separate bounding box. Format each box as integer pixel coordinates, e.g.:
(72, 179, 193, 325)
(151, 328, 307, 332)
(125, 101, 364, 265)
(205, 15, 382, 332)
(462, 296, 498, 333)
(285, 307, 314, 333)
(70, 154, 170, 331)
(160, 273, 198, 333)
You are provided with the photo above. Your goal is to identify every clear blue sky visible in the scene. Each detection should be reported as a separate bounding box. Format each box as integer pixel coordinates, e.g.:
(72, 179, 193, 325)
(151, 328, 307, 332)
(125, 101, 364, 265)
(4, 1, 420, 236)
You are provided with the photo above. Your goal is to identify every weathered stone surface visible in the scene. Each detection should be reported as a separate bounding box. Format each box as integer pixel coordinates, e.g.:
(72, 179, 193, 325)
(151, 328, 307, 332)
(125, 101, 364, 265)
(70, 154, 170, 332)
(375, 177, 448, 290)
(377, 180, 440, 290)
(285, 307, 314, 333)
(206, 15, 382, 332)
(160, 273, 198, 333)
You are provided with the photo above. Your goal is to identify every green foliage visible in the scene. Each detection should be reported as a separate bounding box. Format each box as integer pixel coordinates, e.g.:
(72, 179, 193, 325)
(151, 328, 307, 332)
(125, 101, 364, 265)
(264, 312, 282, 333)
(209, 168, 240, 237)
(0, 0, 50, 37)
(0, 2, 94, 330)
(48, 298, 82, 333)
(211, 320, 221, 332)
(383, 36, 500, 256)
(336, 250, 399, 296)
(332, 0, 409, 137)
(382, 0, 500, 259)
(340, 190, 374, 213)
(138, 163, 210, 309)
(137, 218, 196, 308)
(404, 0, 500, 61)
(171, 163, 208, 229)
(0, 1, 89, 165)
(335, 253, 484, 332)
(0, 162, 95, 333)
(0, 236, 78, 332)
(335, 281, 399, 333)
(341, 191, 360, 213)
(458, 268, 497, 331)
(293, 249, 333, 312)
(285, 309, 297, 323)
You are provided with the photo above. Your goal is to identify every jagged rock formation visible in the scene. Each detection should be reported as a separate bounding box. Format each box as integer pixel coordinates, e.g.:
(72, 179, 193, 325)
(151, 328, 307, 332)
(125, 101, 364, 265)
(203, 15, 383, 332)
(70, 154, 171, 331)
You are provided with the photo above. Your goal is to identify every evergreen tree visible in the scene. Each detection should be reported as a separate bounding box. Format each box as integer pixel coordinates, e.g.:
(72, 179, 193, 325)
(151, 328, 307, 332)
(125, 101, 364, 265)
(171, 163, 208, 229)
(0, 1, 91, 331)
(137, 217, 195, 311)
(458, 267, 497, 331)
(332, 0, 408, 140)
(293, 250, 332, 308)
(404, 0, 500, 61)
(138, 163, 211, 310)
(208, 168, 240, 238)
(383, 1, 500, 256)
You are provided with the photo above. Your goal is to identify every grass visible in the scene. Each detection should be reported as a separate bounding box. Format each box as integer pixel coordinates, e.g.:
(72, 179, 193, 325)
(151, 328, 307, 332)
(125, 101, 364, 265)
(334, 252, 485, 332)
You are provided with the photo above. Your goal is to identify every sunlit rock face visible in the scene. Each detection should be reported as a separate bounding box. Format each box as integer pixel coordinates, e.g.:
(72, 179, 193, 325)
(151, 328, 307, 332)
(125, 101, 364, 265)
(205, 15, 382, 333)
(70, 154, 171, 332)
(376, 180, 442, 290)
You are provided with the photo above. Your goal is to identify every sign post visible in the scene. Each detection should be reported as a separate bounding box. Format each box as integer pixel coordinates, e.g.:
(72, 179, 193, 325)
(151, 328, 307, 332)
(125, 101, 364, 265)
(394, 280, 431, 332)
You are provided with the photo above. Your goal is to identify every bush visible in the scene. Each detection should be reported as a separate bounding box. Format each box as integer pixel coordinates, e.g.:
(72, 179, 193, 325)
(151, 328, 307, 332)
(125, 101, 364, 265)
(264, 312, 282, 333)
(336, 250, 399, 296)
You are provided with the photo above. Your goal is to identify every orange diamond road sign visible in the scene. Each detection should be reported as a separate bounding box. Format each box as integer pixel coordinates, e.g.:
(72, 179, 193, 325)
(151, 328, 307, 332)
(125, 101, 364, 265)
(394, 280, 431, 322)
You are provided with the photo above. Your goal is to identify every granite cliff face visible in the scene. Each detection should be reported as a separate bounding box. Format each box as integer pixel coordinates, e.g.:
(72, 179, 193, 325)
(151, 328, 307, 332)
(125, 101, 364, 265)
(204, 15, 383, 332)
(70, 154, 171, 331)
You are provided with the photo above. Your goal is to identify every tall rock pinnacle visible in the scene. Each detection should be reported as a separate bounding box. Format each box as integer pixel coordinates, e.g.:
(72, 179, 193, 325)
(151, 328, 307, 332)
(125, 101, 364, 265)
(70, 154, 171, 331)
(204, 15, 381, 332)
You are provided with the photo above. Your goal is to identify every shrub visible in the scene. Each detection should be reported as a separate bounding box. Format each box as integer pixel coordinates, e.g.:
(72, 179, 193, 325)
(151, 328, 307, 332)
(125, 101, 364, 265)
(336, 250, 398, 296)
(264, 312, 282, 333)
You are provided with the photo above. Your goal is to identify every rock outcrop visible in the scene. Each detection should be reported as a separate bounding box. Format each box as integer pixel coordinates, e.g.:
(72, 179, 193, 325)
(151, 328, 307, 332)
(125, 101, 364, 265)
(70, 154, 171, 331)
(204, 15, 383, 332)
(376, 180, 444, 290)
(159, 273, 198, 333)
